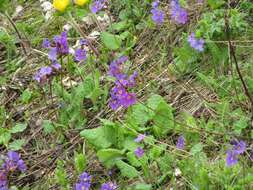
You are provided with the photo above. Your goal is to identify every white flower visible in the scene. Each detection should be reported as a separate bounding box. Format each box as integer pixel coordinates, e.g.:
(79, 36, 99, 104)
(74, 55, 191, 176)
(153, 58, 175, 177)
(88, 31, 100, 39)
(63, 24, 72, 32)
(15, 5, 23, 15)
(41, 1, 53, 12)
(175, 168, 182, 177)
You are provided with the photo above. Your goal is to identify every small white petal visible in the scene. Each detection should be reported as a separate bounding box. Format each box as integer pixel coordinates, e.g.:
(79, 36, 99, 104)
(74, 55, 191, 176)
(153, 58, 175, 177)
(41, 1, 53, 12)
(63, 24, 72, 32)
(15, 5, 23, 14)
(175, 168, 182, 177)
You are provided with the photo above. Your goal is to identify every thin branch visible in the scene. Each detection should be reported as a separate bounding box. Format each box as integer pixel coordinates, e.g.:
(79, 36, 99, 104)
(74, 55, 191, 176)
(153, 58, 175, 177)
(3, 11, 27, 55)
(224, 10, 253, 114)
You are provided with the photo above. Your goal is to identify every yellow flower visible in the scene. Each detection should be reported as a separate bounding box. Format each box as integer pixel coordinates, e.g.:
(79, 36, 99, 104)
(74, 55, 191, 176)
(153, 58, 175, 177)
(53, 0, 70, 12)
(74, 0, 89, 6)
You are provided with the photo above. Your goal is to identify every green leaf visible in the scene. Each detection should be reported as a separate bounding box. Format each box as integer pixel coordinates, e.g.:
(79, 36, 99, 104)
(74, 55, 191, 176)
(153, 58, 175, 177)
(127, 103, 152, 126)
(190, 143, 204, 155)
(126, 152, 141, 167)
(135, 183, 152, 190)
(74, 153, 87, 173)
(43, 120, 55, 134)
(10, 123, 27, 133)
(21, 89, 32, 104)
(9, 139, 25, 151)
(101, 32, 122, 50)
(97, 149, 124, 167)
(207, 0, 225, 9)
(153, 101, 174, 136)
(110, 21, 129, 32)
(0, 131, 11, 145)
(115, 160, 139, 178)
(80, 127, 112, 149)
(147, 94, 165, 111)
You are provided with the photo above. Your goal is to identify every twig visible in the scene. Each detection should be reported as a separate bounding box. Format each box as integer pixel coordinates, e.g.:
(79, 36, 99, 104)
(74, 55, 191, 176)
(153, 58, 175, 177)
(2, 12, 27, 55)
(224, 10, 253, 115)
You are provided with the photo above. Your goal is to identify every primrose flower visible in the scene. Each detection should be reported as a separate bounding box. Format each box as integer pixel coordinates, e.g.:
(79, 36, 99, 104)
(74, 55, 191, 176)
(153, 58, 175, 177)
(90, 0, 107, 14)
(170, 0, 188, 24)
(0, 170, 7, 188)
(151, 1, 165, 25)
(188, 33, 205, 52)
(75, 172, 91, 190)
(108, 56, 138, 110)
(176, 135, 185, 149)
(100, 182, 117, 190)
(0, 151, 27, 189)
(74, 0, 89, 6)
(232, 140, 246, 155)
(226, 150, 238, 167)
(108, 56, 128, 78)
(53, 0, 70, 12)
(54, 31, 69, 55)
(34, 66, 53, 84)
(134, 134, 145, 143)
(75, 48, 87, 62)
(134, 147, 144, 158)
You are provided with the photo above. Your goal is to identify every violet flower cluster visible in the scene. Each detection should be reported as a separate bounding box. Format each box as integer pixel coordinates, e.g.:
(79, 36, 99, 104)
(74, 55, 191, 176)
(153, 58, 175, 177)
(170, 0, 188, 24)
(226, 140, 246, 167)
(90, 0, 108, 14)
(134, 134, 145, 158)
(75, 172, 117, 190)
(100, 181, 117, 190)
(75, 172, 91, 190)
(35, 31, 87, 84)
(176, 135, 185, 149)
(188, 32, 205, 52)
(151, 1, 165, 25)
(108, 56, 138, 110)
(0, 151, 27, 189)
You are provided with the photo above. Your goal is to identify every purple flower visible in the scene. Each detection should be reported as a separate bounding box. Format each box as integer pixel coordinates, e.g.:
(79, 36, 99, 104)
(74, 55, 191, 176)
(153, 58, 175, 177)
(79, 172, 91, 183)
(134, 147, 144, 158)
(7, 151, 20, 162)
(17, 159, 27, 172)
(128, 71, 138, 87)
(134, 134, 145, 143)
(79, 39, 87, 46)
(75, 172, 91, 190)
(170, 0, 188, 24)
(0, 170, 7, 187)
(0, 186, 8, 190)
(109, 98, 121, 110)
(176, 135, 185, 149)
(152, 0, 159, 8)
(51, 61, 62, 71)
(53, 31, 69, 55)
(226, 150, 238, 167)
(90, 0, 107, 14)
(108, 56, 128, 78)
(34, 66, 53, 83)
(75, 182, 90, 190)
(120, 92, 137, 108)
(48, 47, 57, 61)
(75, 48, 87, 62)
(42, 38, 51, 48)
(232, 140, 246, 155)
(151, 1, 164, 25)
(188, 33, 205, 52)
(100, 182, 117, 190)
